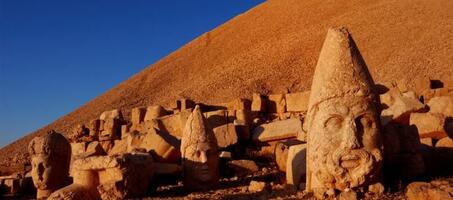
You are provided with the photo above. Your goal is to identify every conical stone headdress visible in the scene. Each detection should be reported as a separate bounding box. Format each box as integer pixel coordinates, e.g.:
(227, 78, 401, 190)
(305, 27, 378, 129)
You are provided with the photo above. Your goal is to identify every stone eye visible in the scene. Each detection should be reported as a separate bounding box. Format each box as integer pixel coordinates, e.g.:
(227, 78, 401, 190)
(324, 115, 343, 132)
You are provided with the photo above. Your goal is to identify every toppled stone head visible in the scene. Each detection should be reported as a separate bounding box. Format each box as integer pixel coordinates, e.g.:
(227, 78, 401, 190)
(305, 27, 383, 193)
(181, 105, 219, 190)
(28, 130, 71, 199)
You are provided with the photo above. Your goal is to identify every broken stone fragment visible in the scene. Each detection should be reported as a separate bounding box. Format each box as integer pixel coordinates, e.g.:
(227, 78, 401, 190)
(267, 94, 286, 113)
(213, 123, 238, 148)
(144, 105, 168, 121)
(405, 181, 452, 200)
(224, 98, 251, 110)
(410, 113, 449, 139)
(248, 181, 266, 193)
(140, 127, 180, 163)
(252, 118, 302, 142)
(286, 143, 307, 188)
(436, 137, 453, 148)
(381, 89, 425, 125)
(227, 160, 259, 177)
(151, 109, 192, 139)
(176, 98, 196, 111)
(251, 93, 266, 112)
(99, 118, 121, 141)
(427, 96, 453, 116)
(131, 107, 146, 125)
(203, 109, 230, 128)
(99, 109, 123, 121)
(285, 91, 310, 112)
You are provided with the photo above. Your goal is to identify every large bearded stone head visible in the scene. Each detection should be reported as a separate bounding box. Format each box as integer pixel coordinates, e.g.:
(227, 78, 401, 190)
(305, 27, 383, 192)
(28, 130, 71, 199)
(181, 105, 219, 190)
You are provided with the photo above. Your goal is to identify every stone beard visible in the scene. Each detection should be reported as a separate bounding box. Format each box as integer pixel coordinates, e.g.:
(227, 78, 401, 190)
(308, 97, 383, 190)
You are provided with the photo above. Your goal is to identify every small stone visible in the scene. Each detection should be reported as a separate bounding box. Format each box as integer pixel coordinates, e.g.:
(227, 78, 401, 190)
(227, 160, 259, 177)
(406, 182, 431, 200)
(219, 151, 232, 159)
(248, 181, 266, 192)
(368, 182, 384, 195)
(436, 137, 453, 148)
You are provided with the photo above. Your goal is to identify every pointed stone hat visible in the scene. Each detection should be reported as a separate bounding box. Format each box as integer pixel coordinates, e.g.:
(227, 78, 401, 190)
(180, 105, 216, 156)
(305, 27, 378, 127)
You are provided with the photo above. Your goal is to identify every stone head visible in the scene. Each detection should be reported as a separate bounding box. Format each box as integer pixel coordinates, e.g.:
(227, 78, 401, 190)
(28, 130, 71, 195)
(306, 27, 383, 191)
(181, 105, 219, 189)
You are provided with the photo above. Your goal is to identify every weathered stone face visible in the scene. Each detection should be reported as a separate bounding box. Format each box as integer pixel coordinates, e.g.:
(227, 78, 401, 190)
(181, 105, 219, 190)
(305, 27, 383, 193)
(308, 97, 382, 190)
(28, 131, 70, 199)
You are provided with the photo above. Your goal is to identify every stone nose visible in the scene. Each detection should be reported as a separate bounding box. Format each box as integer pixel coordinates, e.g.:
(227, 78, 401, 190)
(37, 163, 45, 181)
(341, 119, 361, 149)
(200, 151, 208, 163)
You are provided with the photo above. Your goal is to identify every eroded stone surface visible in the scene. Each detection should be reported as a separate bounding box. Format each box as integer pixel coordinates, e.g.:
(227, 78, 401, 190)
(305, 27, 383, 193)
(180, 105, 219, 190)
(29, 131, 71, 199)
(252, 118, 302, 142)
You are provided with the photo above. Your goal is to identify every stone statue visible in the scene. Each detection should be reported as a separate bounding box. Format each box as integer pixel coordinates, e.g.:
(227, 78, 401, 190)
(28, 130, 71, 199)
(305, 27, 383, 197)
(181, 105, 219, 190)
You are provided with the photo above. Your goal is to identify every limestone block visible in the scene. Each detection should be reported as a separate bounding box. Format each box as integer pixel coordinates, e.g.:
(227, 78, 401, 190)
(88, 119, 101, 139)
(144, 105, 168, 121)
(252, 118, 302, 142)
(151, 109, 192, 139)
(420, 138, 433, 147)
(286, 143, 307, 188)
(428, 96, 453, 116)
(140, 127, 180, 163)
(227, 160, 259, 177)
(274, 139, 303, 172)
(213, 123, 238, 148)
(177, 98, 195, 110)
(267, 94, 286, 113)
(410, 113, 449, 139)
(234, 120, 251, 141)
(131, 107, 146, 125)
(252, 93, 266, 112)
(381, 90, 425, 125)
(154, 163, 182, 175)
(99, 118, 121, 141)
(204, 109, 229, 128)
(236, 109, 254, 125)
(285, 91, 310, 112)
(436, 137, 453, 148)
(99, 109, 122, 121)
(109, 139, 128, 155)
(222, 98, 251, 110)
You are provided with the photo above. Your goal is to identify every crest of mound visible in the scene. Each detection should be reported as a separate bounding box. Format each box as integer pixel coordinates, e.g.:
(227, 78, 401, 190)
(1, 0, 452, 173)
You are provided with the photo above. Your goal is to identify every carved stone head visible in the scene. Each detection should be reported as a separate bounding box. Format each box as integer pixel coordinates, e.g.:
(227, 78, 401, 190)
(28, 130, 71, 199)
(305, 28, 383, 192)
(181, 105, 219, 190)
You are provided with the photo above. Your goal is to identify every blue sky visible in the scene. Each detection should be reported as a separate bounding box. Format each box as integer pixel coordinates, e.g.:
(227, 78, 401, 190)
(0, 0, 264, 148)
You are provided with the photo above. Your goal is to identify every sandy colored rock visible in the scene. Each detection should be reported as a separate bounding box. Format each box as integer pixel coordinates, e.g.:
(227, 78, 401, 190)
(154, 162, 182, 175)
(252, 93, 266, 112)
(28, 131, 71, 199)
(236, 109, 254, 125)
(99, 109, 122, 121)
(286, 143, 307, 188)
(99, 118, 121, 141)
(274, 142, 290, 172)
(436, 137, 453, 148)
(248, 181, 266, 193)
(177, 98, 196, 111)
(420, 137, 433, 147)
(405, 181, 452, 200)
(267, 94, 286, 113)
(140, 127, 180, 163)
(152, 109, 192, 139)
(204, 109, 230, 128)
(213, 123, 238, 148)
(305, 27, 383, 193)
(381, 89, 425, 125)
(181, 105, 219, 190)
(131, 107, 146, 125)
(368, 182, 384, 195)
(285, 91, 310, 112)
(410, 113, 449, 139)
(252, 118, 302, 142)
(224, 98, 251, 110)
(338, 190, 357, 200)
(428, 96, 453, 116)
(144, 105, 168, 121)
(227, 159, 259, 177)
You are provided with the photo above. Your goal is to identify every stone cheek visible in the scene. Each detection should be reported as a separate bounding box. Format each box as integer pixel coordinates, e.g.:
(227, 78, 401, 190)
(307, 98, 382, 191)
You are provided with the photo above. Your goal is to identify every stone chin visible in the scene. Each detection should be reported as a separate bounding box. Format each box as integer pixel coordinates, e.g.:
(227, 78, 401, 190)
(314, 148, 382, 190)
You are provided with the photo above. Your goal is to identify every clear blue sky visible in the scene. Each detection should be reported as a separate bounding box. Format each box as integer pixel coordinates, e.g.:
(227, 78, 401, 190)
(0, 0, 264, 148)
